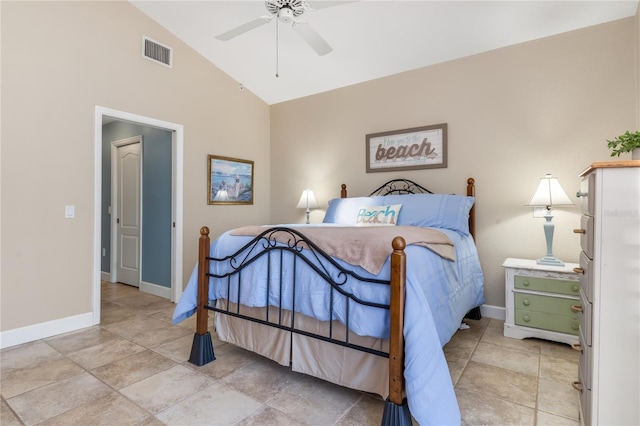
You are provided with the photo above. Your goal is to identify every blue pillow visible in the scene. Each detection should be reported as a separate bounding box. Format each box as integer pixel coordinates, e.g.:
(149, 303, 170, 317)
(323, 196, 384, 224)
(382, 193, 475, 235)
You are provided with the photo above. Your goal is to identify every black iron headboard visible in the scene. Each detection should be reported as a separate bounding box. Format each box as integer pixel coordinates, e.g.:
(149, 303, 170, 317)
(368, 179, 434, 196)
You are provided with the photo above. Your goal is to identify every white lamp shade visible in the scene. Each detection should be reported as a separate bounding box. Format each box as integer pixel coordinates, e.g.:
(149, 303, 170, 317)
(296, 189, 319, 209)
(526, 174, 573, 207)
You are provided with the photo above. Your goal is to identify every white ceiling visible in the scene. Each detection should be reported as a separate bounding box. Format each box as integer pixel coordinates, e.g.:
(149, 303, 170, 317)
(131, 1, 638, 105)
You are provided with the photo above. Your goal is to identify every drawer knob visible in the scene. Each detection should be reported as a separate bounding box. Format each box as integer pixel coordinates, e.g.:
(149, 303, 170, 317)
(576, 191, 587, 198)
(522, 315, 530, 322)
(573, 267, 584, 274)
(572, 284, 580, 292)
(522, 298, 530, 306)
(522, 280, 530, 287)
(572, 322, 579, 331)
(572, 380, 583, 393)
(571, 342, 583, 353)
(571, 304, 583, 313)
(573, 228, 586, 234)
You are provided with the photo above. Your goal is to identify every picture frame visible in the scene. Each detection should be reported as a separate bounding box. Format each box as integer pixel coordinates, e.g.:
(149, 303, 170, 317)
(365, 123, 447, 173)
(207, 155, 254, 205)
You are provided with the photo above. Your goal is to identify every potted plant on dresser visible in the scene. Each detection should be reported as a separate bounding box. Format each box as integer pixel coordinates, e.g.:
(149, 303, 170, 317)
(607, 130, 640, 159)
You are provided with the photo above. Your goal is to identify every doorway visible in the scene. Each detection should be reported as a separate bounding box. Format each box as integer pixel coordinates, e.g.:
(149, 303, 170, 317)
(93, 106, 184, 326)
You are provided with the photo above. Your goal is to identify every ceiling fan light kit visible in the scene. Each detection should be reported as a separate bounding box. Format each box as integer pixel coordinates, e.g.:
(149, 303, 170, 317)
(278, 8, 294, 23)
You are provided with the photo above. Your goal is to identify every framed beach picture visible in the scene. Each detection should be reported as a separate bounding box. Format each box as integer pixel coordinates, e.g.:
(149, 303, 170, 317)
(207, 155, 254, 205)
(365, 123, 448, 173)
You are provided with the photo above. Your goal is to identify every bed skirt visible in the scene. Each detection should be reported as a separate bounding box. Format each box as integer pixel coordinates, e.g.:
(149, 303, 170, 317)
(214, 301, 390, 399)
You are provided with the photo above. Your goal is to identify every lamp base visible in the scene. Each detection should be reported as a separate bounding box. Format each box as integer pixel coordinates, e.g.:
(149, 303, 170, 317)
(536, 256, 565, 267)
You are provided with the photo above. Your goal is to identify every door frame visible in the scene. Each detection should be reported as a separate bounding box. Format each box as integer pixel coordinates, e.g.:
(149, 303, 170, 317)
(110, 136, 143, 286)
(93, 106, 184, 325)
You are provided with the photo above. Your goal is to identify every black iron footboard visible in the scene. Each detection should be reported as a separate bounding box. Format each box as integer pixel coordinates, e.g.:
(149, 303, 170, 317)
(188, 226, 412, 425)
(192, 226, 394, 362)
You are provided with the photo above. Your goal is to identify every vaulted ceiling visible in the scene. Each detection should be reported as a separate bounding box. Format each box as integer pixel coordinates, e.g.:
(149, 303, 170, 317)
(131, 1, 639, 105)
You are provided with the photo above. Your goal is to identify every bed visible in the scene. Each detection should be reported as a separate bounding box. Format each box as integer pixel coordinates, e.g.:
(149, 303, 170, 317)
(173, 178, 484, 425)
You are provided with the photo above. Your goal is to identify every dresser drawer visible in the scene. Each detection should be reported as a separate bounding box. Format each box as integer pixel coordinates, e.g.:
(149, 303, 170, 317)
(514, 275, 580, 296)
(578, 327, 592, 390)
(579, 251, 593, 303)
(577, 366, 591, 426)
(514, 309, 580, 335)
(579, 215, 594, 259)
(578, 288, 592, 347)
(578, 173, 595, 216)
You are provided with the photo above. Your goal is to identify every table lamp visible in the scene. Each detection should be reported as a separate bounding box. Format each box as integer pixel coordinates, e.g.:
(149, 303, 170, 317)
(526, 173, 573, 266)
(296, 189, 319, 224)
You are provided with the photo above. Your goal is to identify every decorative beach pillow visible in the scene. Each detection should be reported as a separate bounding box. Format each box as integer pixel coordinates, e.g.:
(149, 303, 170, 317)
(323, 196, 384, 225)
(355, 204, 402, 226)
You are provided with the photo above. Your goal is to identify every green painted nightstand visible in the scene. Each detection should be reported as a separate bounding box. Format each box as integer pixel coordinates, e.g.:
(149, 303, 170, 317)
(503, 258, 580, 345)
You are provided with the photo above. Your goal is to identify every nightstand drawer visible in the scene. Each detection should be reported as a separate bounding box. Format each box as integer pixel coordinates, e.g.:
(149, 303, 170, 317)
(514, 275, 580, 296)
(514, 292, 579, 316)
(514, 309, 580, 335)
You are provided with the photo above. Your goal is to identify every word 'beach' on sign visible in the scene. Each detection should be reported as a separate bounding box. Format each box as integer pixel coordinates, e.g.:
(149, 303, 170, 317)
(365, 124, 447, 173)
(375, 138, 435, 161)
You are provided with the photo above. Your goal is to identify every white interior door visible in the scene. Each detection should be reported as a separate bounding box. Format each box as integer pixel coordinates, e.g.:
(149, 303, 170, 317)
(116, 141, 141, 287)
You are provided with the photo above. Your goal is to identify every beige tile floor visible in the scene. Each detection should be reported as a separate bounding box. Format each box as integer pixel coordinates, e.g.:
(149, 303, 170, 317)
(1, 282, 580, 425)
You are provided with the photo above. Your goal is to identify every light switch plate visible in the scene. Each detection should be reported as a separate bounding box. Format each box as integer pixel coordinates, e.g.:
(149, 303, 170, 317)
(65, 205, 75, 218)
(533, 207, 546, 218)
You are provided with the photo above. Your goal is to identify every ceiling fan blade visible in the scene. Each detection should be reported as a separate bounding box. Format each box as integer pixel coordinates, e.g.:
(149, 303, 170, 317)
(215, 16, 272, 41)
(293, 21, 333, 56)
(306, 1, 358, 11)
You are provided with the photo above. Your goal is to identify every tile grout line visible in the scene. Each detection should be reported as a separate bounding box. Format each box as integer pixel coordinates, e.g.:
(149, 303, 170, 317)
(453, 319, 487, 389)
(332, 393, 364, 425)
(454, 319, 548, 422)
(533, 343, 542, 425)
(1, 394, 26, 426)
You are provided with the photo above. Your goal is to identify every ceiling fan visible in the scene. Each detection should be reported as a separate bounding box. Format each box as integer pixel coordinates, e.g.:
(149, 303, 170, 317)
(215, 0, 342, 56)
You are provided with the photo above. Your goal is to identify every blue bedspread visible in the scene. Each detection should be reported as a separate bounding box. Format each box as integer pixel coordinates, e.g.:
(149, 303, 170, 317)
(173, 225, 484, 425)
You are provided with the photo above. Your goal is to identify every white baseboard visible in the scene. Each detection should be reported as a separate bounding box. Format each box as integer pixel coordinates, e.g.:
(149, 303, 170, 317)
(101, 271, 111, 282)
(0, 299, 500, 350)
(481, 304, 505, 321)
(140, 281, 171, 300)
(0, 312, 94, 349)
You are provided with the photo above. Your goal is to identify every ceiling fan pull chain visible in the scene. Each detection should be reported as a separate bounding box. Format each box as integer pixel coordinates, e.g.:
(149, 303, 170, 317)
(275, 15, 279, 78)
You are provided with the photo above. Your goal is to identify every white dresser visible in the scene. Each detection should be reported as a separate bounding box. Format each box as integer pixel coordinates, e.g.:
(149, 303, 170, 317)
(572, 161, 640, 426)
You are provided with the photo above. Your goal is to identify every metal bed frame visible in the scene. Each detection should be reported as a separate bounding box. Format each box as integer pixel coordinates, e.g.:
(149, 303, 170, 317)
(188, 178, 477, 425)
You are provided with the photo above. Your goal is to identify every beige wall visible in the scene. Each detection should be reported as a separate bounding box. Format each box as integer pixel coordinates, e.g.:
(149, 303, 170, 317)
(1, 1, 270, 332)
(270, 18, 636, 307)
(1, 2, 636, 338)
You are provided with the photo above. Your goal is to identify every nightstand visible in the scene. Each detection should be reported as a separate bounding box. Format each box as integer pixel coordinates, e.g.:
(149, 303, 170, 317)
(503, 258, 580, 345)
